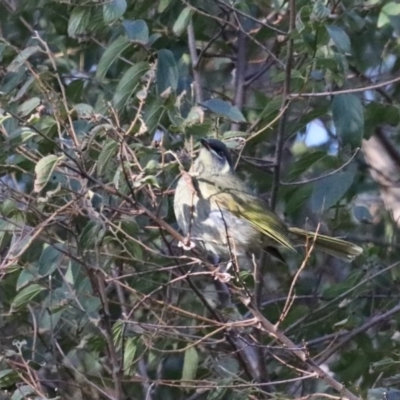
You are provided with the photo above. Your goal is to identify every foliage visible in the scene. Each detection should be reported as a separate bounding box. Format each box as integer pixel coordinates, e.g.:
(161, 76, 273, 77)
(0, 0, 400, 399)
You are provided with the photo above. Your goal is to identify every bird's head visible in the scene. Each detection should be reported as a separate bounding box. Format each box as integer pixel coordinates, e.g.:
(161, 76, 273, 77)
(193, 138, 234, 176)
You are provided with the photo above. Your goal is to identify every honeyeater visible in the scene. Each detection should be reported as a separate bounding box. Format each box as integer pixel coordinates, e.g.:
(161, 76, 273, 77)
(174, 138, 362, 267)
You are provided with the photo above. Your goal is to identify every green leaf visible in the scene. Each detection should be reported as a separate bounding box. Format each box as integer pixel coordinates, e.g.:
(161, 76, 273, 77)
(97, 139, 119, 175)
(285, 185, 313, 214)
(103, 0, 127, 23)
(123, 337, 138, 375)
(17, 97, 41, 117)
(222, 130, 248, 139)
(112, 62, 150, 110)
(173, 7, 193, 36)
(364, 103, 400, 136)
(352, 205, 373, 223)
(143, 97, 165, 133)
(206, 379, 230, 400)
(8, 127, 37, 145)
(38, 244, 64, 277)
(311, 169, 355, 212)
(202, 99, 246, 123)
(68, 7, 91, 38)
(34, 155, 63, 193)
(332, 94, 364, 149)
(96, 36, 130, 80)
(312, 0, 330, 20)
(158, 0, 175, 12)
(123, 19, 149, 43)
(11, 284, 46, 311)
(74, 103, 95, 118)
(7, 46, 40, 72)
(183, 106, 204, 127)
(286, 151, 326, 181)
(10, 384, 35, 400)
(181, 347, 199, 381)
(326, 26, 351, 54)
(0, 369, 19, 389)
(378, 2, 400, 27)
(156, 49, 178, 95)
(16, 267, 38, 291)
(368, 388, 400, 400)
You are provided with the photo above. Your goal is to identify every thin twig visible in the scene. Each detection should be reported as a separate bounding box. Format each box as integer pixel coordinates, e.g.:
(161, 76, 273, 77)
(242, 299, 360, 400)
(289, 75, 400, 98)
(187, 20, 203, 104)
(280, 149, 359, 186)
(270, 0, 295, 210)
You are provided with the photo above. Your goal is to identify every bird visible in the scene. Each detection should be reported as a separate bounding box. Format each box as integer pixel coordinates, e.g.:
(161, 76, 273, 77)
(174, 138, 363, 267)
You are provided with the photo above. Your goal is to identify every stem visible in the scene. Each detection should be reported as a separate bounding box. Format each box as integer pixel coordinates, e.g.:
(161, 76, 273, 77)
(270, 0, 296, 210)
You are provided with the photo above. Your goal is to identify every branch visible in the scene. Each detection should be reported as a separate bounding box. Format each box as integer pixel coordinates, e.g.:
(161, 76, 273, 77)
(187, 20, 203, 104)
(242, 299, 360, 400)
(316, 302, 400, 365)
(270, 0, 295, 210)
(289, 75, 400, 99)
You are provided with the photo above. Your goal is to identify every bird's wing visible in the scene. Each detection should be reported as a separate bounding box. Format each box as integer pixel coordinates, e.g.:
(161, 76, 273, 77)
(198, 176, 295, 252)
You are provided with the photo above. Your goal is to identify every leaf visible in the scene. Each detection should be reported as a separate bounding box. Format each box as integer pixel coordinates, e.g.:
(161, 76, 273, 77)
(312, 0, 331, 20)
(10, 384, 35, 400)
(285, 185, 313, 214)
(96, 36, 130, 80)
(97, 139, 119, 175)
(222, 130, 249, 139)
(103, 0, 127, 24)
(8, 127, 37, 145)
(16, 267, 38, 291)
(332, 94, 364, 149)
(364, 102, 400, 137)
(311, 169, 355, 212)
(74, 103, 95, 118)
(352, 205, 373, 223)
(286, 151, 326, 181)
(68, 7, 91, 38)
(34, 155, 63, 193)
(173, 7, 193, 36)
(326, 25, 351, 54)
(183, 106, 204, 126)
(181, 347, 199, 381)
(7, 46, 40, 72)
(11, 284, 46, 311)
(156, 49, 178, 95)
(368, 388, 400, 400)
(17, 96, 41, 117)
(206, 379, 231, 399)
(378, 2, 400, 28)
(158, 0, 175, 12)
(38, 244, 64, 277)
(202, 99, 246, 123)
(123, 337, 137, 375)
(112, 62, 150, 110)
(0, 369, 19, 388)
(123, 19, 149, 43)
(143, 97, 164, 133)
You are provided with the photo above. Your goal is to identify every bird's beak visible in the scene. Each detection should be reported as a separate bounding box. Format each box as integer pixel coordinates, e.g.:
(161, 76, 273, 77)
(200, 138, 210, 150)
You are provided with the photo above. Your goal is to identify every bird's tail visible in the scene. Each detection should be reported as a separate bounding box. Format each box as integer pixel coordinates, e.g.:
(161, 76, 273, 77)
(288, 227, 363, 262)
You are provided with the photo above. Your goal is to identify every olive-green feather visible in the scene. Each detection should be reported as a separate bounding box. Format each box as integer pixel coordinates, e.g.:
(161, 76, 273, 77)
(197, 175, 362, 261)
(198, 177, 295, 251)
(289, 227, 363, 262)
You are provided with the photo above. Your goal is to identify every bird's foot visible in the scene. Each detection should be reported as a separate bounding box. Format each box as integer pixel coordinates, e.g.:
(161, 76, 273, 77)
(178, 237, 196, 250)
(213, 270, 233, 283)
(212, 262, 233, 283)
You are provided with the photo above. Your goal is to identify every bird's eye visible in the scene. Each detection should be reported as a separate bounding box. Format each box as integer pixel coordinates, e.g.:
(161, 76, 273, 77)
(216, 150, 224, 157)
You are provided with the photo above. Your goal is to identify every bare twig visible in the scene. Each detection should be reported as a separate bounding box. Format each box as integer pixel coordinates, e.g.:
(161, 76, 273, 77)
(187, 20, 203, 104)
(270, 0, 296, 210)
(242, 299, 360, 400)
